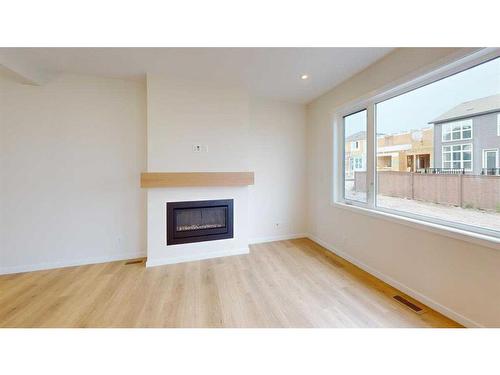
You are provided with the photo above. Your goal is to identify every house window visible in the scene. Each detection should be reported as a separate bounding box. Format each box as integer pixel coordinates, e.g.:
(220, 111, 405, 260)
(354, 157, 363, 170)
(442, 119, 472, 142)
(336, 52, 500, 239)
(348, 157, 364, 172)
(378, 155, 392, 169)
(442, 144, 472, 171)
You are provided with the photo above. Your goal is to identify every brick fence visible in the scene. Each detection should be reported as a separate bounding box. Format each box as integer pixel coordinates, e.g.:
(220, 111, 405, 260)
(354, 171, 500, 211)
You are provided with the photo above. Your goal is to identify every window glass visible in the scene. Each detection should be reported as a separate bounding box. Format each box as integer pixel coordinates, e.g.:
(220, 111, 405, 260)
(374, 57, 500, 234)
(442, 120, 473, 141)
(344, 110, 367, 202)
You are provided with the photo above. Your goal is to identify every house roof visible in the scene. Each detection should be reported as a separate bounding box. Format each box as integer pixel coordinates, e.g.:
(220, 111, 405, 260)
(429, 94, 500, 124)
(345, 131, 366, 142)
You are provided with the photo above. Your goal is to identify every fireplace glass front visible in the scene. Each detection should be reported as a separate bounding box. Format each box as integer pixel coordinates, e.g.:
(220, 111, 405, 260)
(167, 199, 233, 245)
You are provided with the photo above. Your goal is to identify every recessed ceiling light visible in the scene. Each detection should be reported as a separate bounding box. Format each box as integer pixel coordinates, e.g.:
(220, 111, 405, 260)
(300, 74, 309, 80)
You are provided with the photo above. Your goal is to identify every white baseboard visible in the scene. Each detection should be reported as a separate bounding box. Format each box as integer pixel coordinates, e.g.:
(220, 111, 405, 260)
(249, 233, 307, 245)
(146, 246, 250, 268)
(0, 252, 147, 276)
(307, 234, 483, 328)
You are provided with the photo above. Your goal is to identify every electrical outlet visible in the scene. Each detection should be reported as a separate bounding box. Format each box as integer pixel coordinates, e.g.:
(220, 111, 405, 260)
(192, 144, 202, 153)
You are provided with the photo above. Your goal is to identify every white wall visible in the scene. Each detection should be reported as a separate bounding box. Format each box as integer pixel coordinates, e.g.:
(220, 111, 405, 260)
(306, 48, 500, 327)
(0, 74, 147, 273)
(249, 98, 307, 242)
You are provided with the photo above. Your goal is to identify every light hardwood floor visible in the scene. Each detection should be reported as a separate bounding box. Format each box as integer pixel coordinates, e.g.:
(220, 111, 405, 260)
(0, 239, 461, 328)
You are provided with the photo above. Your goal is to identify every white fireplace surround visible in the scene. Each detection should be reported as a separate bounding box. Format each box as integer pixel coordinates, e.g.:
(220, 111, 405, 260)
(146, 186, 250, 267)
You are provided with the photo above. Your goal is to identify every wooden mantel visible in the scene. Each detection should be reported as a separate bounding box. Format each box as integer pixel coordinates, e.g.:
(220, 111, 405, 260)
(140, 172, 255, 188)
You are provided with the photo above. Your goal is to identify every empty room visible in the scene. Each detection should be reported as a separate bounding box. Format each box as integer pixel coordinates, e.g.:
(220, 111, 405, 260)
(3, 46, 499, 329)
(1, 4, 499, 372)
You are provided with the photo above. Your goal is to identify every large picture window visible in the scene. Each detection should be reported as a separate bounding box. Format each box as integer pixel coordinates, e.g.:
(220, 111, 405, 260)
(337, 51, 500, 240)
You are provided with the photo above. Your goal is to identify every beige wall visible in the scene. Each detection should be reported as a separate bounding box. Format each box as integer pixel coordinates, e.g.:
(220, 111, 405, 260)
(0, 74, 147, 273)
(306, 48, 500, 327)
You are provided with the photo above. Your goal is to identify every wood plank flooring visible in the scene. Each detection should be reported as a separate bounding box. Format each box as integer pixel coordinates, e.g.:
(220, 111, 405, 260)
(0, 239, 461, 328)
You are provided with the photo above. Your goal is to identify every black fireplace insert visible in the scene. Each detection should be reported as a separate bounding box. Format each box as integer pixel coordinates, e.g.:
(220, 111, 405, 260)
(166, 199, 233, 245)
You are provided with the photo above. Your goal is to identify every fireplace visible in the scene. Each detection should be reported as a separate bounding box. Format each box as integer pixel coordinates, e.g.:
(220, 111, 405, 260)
(166, 199, 234, 245)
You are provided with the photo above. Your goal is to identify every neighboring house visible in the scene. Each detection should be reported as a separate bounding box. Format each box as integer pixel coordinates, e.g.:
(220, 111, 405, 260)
(377, 127, 433, 172)
(345, 131, 366, 179)
(347, 128, 434, 177)
(430, 94, 500, 175)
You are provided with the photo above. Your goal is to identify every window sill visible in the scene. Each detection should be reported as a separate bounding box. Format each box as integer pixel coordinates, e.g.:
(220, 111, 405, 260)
(331, 201, 500, 251)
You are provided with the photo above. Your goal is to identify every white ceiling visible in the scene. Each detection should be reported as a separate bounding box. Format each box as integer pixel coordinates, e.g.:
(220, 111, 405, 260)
(0, 48, 393, 103)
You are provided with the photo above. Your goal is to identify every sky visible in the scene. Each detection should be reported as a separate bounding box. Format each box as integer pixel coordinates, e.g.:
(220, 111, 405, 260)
(345, 57, 500, 137)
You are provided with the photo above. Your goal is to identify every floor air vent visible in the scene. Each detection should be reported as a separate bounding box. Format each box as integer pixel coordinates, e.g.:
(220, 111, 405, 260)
(393, 295, 424, 314)
(124, 259, 144, 265)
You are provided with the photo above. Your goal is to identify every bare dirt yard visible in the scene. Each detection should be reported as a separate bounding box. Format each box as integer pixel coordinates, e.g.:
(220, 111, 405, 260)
(345, 181, 500, 233)
(377, 195, 500, 233)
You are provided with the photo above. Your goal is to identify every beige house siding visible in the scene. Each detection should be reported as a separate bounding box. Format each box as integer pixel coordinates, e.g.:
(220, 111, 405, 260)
(377, 128, 434, 172)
